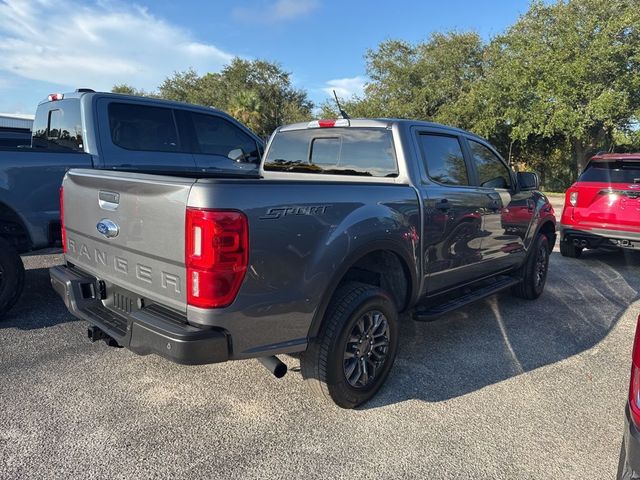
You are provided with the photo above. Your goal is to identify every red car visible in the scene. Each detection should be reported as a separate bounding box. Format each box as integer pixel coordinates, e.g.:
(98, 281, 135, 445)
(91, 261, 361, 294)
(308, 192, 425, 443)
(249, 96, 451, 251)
(618, 315, 640, 479)
(560, 153, 640, 258)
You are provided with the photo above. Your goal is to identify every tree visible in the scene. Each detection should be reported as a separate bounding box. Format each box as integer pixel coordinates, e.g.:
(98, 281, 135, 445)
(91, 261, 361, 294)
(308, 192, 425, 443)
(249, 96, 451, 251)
(228, 90, 262, 133)
(111, 84, 152, 97)
(319, 33, 485, 123)
(157, 69, 205, 104)
(155, 59, 313, 137)
(466, 0, 640, 174)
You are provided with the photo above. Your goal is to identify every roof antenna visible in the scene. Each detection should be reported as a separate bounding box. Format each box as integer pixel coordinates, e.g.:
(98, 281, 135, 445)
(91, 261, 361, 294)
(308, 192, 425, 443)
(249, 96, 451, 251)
(333, 90, 350, 119)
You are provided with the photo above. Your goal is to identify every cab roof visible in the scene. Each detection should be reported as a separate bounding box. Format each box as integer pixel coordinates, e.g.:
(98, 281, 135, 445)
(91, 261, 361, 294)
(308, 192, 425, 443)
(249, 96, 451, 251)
(590, 153, 640, 162)
(277, 118, 488, 142)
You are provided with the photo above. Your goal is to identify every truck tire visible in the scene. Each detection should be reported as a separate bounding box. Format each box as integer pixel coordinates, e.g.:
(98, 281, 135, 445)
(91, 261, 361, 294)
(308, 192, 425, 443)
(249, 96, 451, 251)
(301, 282, 399, 409)
(0, 238, 25, 319)
(512, 233, 549, 300)
(560, 240, 583, 258)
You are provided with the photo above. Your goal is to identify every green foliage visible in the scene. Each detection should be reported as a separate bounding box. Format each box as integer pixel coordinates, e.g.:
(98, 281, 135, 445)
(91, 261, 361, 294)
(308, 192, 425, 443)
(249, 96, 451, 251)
(111, 84, 152, 97)
(319, 33, 485, 123)
(468, 0, 640, 173)
(156, 59, 313, 137)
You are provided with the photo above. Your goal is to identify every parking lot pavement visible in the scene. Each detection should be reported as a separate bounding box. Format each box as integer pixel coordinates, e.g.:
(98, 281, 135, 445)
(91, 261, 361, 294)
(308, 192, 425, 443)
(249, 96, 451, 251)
(2, 244, 639, 480)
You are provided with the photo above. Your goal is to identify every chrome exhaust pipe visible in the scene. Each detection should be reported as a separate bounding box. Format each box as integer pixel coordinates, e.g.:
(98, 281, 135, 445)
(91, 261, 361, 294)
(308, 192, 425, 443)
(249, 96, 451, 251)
(258, 356, 287, 378)
(580, 240, 588, 247)
(573, 239, 581, 246)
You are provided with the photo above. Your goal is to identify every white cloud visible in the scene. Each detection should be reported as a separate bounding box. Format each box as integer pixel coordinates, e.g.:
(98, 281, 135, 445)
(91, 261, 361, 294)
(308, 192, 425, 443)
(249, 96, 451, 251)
(322, 76, 367, 99)
(233, 0, 319, 23)
(0, 0, 235, 92)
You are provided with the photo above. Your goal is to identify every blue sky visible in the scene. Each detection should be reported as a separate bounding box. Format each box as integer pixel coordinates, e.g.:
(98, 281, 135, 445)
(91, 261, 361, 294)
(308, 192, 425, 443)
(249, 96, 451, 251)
(0, 0, 533, 114)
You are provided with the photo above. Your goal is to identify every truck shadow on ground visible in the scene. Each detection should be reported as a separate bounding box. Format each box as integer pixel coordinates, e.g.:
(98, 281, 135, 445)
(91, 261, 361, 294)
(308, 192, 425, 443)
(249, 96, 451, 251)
(1, 263, 75, 330)
(364, 248, 640, 408)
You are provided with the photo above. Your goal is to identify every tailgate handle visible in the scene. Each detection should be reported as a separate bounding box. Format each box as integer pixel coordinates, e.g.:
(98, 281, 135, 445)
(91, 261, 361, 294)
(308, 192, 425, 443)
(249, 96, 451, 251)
(99, 191, 120, 211)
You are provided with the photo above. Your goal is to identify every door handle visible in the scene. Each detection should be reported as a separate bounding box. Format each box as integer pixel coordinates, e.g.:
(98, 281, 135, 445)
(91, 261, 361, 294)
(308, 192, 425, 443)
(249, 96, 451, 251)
(435, 199, 451, 211)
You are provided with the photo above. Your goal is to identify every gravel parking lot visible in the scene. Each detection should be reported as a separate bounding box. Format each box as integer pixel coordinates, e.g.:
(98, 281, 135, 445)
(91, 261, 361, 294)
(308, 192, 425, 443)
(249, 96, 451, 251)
(2, 214, 639, 479)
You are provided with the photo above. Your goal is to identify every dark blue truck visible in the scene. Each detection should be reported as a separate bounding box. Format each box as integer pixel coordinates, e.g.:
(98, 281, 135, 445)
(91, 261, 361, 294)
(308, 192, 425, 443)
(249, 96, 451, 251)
(0, 90, 264, 317)
(0, 112, 32, 148)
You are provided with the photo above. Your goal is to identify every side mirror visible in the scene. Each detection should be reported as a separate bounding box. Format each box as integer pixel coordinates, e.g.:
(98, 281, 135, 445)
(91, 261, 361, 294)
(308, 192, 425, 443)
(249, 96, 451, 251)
(517, 171, 539, 191)
(228, 148, 246, 162)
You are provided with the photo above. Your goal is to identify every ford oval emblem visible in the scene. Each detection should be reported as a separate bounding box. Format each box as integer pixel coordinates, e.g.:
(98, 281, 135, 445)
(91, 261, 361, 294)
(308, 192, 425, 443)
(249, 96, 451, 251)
(96, 219, 119, 238)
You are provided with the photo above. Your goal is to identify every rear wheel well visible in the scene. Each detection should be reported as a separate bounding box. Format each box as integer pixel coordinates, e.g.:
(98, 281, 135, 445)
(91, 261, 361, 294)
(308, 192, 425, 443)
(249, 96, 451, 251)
(0, 202, 30, 253)
(538, 220, 556, 252)
(338, 250, 411, 312)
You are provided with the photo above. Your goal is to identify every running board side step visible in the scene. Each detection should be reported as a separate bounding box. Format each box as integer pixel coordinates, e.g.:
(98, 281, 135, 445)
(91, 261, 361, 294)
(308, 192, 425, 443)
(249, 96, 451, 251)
(413, 276, 520, 322)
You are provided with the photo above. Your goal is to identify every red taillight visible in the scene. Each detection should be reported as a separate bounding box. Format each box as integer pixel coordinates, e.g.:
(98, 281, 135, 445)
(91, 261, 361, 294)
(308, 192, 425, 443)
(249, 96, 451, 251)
(629, 315, 640, 427)
(185, 208, 248, 308)
(59, 186, 67, 253)
(48, 93, 64, 101)
(318, 119, 336, 128)
(307, 119, 350, 129)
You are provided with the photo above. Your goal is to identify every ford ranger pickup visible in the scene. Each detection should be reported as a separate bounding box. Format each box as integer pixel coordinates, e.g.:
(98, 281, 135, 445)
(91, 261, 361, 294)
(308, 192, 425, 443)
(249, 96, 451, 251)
(50, 118, 557, 408)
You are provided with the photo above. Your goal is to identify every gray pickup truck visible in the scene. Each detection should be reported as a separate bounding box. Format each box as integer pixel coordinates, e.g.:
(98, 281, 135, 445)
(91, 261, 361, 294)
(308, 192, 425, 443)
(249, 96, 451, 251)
(0, 90, 263, 317)
(50, 118, 556, 408)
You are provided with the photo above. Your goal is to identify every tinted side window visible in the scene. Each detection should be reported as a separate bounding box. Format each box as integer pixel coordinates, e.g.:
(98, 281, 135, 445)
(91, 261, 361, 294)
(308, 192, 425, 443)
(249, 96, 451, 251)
(469, 140, 512, 189)
(109, 103, 178, 152)
(579, 162, 640, 183)
(190, 113, 259, 164)
(418, 134, 469, 186)
(32, 101, 83, 151)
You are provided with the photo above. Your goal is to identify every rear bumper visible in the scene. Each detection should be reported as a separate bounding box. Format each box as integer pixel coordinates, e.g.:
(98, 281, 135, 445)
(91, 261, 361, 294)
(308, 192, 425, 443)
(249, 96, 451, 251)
(50, 265, 230, 365)
(618, 404, 640, 479)
(560, 226, 640, 250)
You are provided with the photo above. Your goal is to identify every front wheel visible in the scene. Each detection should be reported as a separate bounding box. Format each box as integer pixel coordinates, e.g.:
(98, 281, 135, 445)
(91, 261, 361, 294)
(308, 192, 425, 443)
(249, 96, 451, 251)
(301, 282, 399, 409)
(512, 233, 550, 300)
(0, 237, 25, 319)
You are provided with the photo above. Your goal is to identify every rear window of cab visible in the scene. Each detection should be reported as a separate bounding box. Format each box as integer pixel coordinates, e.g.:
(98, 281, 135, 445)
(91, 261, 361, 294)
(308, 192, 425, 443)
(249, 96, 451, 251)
(579, 161, 640, 184)
(264, 128, 398, 177)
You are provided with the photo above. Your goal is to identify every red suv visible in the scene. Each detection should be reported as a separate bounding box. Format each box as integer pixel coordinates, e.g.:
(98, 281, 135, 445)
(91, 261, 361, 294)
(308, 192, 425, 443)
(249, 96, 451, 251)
(560, 153, 640, 258)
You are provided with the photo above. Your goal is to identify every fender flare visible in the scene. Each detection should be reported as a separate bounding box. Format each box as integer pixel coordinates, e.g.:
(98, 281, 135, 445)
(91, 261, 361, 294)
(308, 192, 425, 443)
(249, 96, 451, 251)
(307, 239, 419, 340)
(530, 213, 557, 251)
(0, 200, 32, 252)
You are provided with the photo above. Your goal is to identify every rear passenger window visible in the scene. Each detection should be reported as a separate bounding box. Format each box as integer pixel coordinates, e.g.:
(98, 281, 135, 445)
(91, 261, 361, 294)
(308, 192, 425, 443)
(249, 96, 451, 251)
(32, 101, 83, 152)
(109, 103, 178, 152)
(579, 161, 640, 183)
(189, 113, 260, 164)
(418, 134, 469, 186)
(468, 140, 512, 189)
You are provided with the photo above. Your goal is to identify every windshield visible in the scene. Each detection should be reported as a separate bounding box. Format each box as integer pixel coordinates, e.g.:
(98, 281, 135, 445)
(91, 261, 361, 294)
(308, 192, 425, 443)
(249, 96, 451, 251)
(264, 127, 398, 177)
(579, 161, 640, 184)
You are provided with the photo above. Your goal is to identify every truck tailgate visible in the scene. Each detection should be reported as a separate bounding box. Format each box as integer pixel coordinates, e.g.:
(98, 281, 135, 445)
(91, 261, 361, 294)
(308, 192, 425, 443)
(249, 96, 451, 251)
(63, 169, 195, 313)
